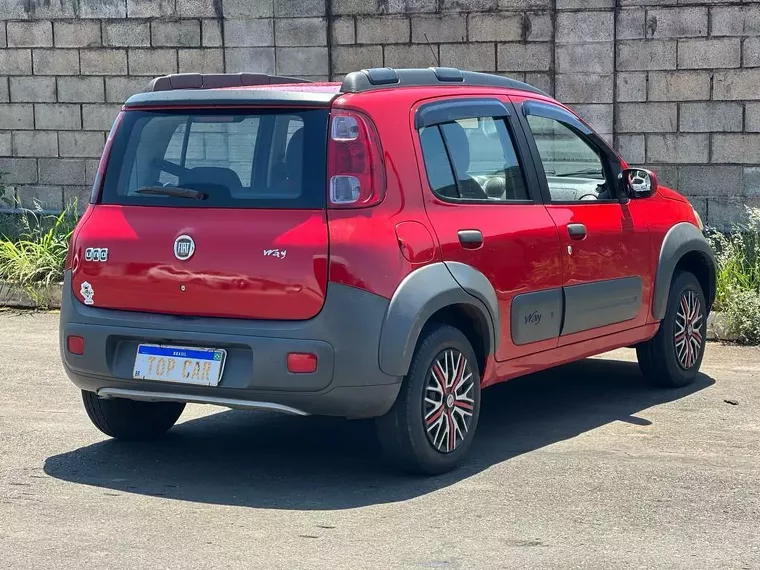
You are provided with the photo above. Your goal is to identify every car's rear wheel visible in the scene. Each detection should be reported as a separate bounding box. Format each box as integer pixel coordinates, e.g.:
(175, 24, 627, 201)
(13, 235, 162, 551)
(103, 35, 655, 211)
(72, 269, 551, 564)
(82, 390, 185, 440)
(375, 324, 481, 475)
(637, 271, 707, 388)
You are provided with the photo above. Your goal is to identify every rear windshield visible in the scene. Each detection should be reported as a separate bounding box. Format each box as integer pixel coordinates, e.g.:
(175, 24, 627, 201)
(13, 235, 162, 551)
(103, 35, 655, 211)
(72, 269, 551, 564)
(100, 108, 328, 209)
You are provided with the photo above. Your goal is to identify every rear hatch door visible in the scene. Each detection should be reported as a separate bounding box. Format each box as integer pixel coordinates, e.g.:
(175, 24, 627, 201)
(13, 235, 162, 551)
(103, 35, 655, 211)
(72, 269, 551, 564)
(72, 104, 330, 320)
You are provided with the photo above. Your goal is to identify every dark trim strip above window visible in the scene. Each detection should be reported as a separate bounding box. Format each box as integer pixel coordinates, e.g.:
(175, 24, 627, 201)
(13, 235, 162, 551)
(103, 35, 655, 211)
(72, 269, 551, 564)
(415, 98, 510, 129)
(522, 100, 592, 136)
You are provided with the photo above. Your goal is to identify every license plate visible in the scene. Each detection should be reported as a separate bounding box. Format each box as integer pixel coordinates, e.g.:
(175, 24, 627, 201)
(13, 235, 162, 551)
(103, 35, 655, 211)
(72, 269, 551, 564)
(133, 344, 227, 386)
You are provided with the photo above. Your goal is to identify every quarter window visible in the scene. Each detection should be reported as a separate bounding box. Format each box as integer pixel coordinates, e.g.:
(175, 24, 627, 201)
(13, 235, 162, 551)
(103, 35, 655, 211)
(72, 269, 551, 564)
(419, 116, 529, 202)
(525, 115, 613, 203)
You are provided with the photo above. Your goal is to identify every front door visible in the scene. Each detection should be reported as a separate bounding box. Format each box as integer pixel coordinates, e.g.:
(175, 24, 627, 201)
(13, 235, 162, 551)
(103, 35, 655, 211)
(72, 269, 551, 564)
(514, 97, 653, 346)
(413, 96, 563, 361)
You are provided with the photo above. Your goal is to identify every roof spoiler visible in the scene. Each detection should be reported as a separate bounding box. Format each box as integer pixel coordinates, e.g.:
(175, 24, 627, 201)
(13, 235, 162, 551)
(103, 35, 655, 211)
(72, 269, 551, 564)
(146, 73, 312, 92)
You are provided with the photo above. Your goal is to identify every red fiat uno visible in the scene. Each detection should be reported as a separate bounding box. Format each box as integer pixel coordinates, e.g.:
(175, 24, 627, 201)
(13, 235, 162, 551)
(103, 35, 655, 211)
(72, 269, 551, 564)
(60, 68, 715, 474)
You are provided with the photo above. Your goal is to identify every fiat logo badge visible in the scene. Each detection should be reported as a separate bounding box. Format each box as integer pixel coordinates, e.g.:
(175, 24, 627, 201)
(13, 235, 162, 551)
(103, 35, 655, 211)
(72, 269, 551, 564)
(174, 235, 195, 261)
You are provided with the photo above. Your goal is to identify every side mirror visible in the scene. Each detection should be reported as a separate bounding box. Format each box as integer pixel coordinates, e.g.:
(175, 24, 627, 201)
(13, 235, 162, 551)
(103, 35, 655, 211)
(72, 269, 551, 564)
(622, 168, 658, 199)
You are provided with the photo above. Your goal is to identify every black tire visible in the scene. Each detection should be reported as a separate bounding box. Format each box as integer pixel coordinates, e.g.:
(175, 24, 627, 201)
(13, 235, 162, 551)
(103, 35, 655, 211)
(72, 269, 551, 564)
(82, 390, 185, 440)
(375, 324, 481, 475)
(637, 271, 707, 388)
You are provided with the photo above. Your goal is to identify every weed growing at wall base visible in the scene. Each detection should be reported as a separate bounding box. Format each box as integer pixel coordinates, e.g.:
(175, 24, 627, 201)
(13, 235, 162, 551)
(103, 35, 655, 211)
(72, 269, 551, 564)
(0, 204, 78, 308)
(707, 207, 760, 345)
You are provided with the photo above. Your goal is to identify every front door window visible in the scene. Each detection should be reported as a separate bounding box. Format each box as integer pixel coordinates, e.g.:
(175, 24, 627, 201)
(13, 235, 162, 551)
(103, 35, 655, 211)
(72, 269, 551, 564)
(525, 115, 614, 203)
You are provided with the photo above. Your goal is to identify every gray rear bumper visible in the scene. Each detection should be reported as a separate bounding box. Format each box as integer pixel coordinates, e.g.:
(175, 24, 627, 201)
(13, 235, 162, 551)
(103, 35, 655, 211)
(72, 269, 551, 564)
(59, 272, 401, 418)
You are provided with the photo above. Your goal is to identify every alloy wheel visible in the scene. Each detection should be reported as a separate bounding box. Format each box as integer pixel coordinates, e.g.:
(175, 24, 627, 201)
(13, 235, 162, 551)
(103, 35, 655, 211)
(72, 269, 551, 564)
(423, 349, 476, 453)
(674, 289, 703, 370)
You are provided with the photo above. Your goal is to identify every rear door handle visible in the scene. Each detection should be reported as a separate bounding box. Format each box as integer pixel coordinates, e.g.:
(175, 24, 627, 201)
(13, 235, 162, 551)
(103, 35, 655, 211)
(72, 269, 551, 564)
(458, 229, 483, 249)
(567, 223, 587, 240)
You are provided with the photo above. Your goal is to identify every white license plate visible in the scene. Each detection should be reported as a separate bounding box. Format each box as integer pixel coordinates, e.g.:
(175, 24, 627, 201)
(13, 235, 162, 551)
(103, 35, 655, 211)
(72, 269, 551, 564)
(133, 344, 227, 386)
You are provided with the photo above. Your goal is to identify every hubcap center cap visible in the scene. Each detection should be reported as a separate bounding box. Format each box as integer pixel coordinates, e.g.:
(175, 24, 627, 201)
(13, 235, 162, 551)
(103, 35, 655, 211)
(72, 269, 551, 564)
(446, 394, 455, 409)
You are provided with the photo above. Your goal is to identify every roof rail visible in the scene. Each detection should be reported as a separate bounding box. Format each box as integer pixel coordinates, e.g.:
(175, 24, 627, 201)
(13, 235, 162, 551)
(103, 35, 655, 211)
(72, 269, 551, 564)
(340, 67, 549, 97)
(146, 72, 312, 92)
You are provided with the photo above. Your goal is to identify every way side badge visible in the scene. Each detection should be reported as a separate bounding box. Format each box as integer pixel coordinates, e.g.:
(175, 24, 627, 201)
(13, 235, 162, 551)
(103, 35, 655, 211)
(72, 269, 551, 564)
(80, 281, 95, 305)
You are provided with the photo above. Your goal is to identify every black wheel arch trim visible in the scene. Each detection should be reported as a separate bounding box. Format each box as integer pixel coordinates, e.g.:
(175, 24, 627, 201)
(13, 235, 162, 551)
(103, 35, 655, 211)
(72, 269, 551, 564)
(378, 262, 499, 377)
(653, 222, 717, 320)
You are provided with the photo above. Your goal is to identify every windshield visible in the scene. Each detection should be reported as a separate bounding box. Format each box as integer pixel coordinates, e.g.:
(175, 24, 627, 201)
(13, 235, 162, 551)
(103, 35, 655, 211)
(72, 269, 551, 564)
(99, 108, 329, 209)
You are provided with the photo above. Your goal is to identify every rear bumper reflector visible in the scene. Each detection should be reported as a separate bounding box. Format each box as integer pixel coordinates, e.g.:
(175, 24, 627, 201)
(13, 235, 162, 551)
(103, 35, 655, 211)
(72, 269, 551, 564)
(67, 335, 85, 355)
(287, 352, 318, 374)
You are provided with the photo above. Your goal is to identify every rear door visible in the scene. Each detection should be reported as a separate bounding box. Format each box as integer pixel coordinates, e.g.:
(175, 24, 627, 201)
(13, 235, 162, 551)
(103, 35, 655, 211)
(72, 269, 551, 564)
(73, 106, 330, 320)
(514, 97, 653, 345)
(414, 96, 564, 361)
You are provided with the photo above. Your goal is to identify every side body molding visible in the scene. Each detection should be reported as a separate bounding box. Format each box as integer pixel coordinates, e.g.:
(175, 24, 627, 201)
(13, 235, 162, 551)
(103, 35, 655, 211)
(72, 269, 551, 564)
(378, 262, 499, 377)
(653, 222, 717, 320)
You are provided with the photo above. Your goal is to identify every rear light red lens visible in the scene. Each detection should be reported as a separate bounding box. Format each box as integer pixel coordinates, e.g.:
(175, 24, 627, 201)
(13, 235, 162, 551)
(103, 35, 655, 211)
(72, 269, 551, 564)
(327, 110, 385, 209)
(287, 353, 318, 374)
(67, 335, 85, 355)
(64, 234, 76, 271)
(64, 205, 92, 272)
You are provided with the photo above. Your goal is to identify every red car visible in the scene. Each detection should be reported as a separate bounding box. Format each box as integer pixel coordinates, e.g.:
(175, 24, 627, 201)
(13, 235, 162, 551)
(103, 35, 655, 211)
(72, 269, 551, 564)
(60, 68, 716, 474)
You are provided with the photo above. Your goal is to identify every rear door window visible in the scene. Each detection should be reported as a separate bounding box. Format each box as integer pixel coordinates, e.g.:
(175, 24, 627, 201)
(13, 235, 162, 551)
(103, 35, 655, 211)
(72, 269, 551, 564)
(419, 116, 529, 202)
(100, 108, 328, 209)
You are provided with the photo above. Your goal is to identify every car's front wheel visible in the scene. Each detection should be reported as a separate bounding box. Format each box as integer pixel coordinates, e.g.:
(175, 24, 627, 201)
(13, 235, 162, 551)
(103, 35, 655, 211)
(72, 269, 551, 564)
(637, 270, 707, 387)
(82, 390, 185, 440)
(375, 324, 481, 475)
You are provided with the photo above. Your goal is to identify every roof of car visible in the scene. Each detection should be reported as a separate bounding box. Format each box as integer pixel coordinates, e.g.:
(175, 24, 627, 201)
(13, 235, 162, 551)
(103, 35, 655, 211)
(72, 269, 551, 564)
(123, 68, 549, 108)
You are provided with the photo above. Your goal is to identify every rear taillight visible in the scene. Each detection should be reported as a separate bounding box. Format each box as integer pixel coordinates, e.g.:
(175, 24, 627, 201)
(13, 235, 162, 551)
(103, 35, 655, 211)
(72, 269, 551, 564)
(327, 110, 385, 209)
(64, 204, 93, 272)
(90, 111, 124, 203)
(64, 234, 75, 271)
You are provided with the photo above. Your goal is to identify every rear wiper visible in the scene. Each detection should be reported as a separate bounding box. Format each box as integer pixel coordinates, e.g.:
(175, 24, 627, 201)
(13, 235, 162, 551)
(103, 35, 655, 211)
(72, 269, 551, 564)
(135, 186, 206, 200)
(555, 168, 604, 178)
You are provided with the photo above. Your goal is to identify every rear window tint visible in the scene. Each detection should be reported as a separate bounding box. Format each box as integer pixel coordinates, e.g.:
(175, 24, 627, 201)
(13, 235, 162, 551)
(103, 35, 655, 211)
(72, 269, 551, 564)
(100, 108, 328, 209)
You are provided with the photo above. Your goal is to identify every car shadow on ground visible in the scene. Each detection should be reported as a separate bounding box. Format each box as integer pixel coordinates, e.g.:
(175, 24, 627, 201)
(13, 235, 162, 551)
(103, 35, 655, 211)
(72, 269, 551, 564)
(44, 356, 714, 510)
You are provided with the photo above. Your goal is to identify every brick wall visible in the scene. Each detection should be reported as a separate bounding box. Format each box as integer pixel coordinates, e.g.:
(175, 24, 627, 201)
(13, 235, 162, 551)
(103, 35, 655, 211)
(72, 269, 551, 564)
(0, 0, 758, 227)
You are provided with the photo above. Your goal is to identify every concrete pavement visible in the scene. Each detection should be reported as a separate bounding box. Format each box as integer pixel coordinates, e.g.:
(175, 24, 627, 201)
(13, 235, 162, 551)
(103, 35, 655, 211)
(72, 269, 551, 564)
(1, 311, 759, 569)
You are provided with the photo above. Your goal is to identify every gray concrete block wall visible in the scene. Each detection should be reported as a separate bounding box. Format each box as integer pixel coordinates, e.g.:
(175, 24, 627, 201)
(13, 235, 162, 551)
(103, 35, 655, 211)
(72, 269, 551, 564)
(609, 3, 760, 227)
(0, 0, 757, 226)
